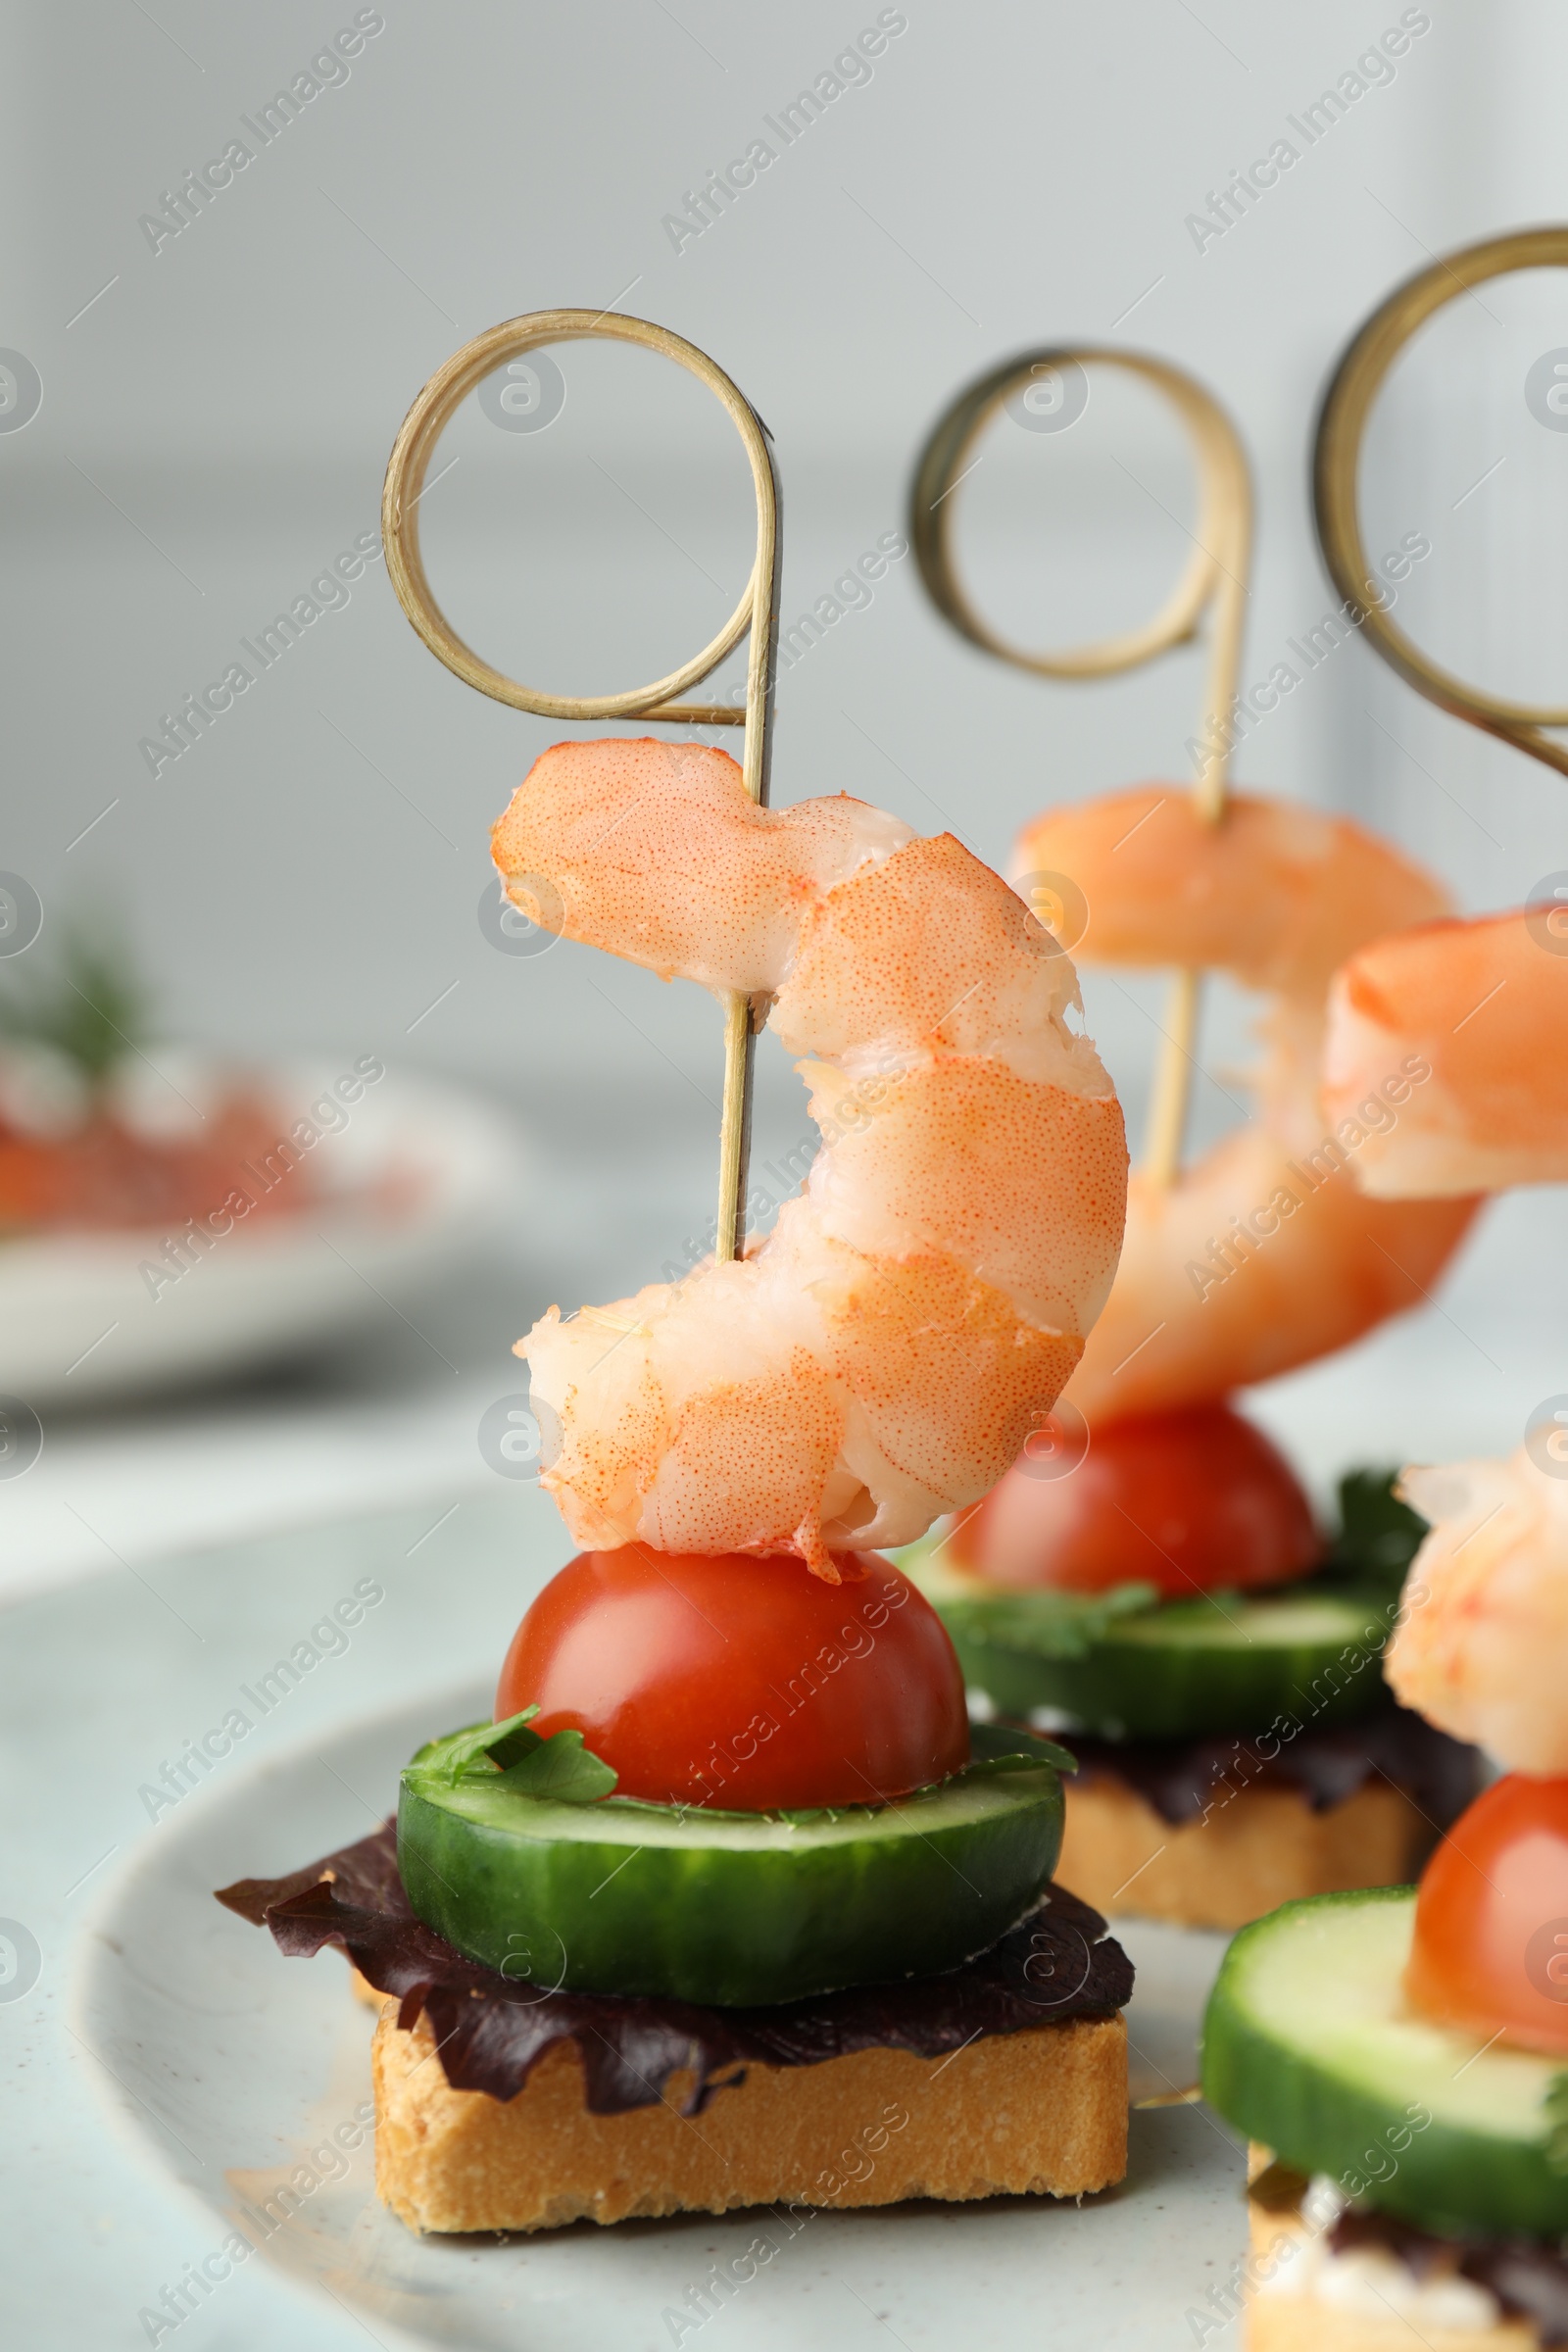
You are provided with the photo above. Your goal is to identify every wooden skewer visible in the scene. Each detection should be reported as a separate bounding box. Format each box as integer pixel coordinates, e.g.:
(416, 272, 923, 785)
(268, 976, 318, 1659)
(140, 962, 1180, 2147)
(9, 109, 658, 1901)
(909, 348, 1253, 1189)
(1314, 224, 1568, 780)
(380, 311, 780, 1265)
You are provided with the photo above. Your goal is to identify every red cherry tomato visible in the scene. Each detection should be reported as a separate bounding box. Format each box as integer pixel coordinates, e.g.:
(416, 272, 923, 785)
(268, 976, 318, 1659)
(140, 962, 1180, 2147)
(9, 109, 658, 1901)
(494, 1548, 969, 1810)
(1405, 1774, 1568, 2055)
(948, 1402, 1318, 1597)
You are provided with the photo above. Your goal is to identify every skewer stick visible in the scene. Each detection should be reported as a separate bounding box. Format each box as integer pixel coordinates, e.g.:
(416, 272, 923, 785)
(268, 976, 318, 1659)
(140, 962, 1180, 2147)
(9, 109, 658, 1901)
(1314, 225, 1568, 781)
(909, 349, 1252, 1187)
(380, 311, 780, 1264)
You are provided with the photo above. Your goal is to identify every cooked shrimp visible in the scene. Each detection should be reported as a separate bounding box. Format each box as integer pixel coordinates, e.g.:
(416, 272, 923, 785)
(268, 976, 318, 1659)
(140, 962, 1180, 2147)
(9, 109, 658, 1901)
(1011, 786, 1480, 1424)
(1385, 1450, 1568, 1774)
(1322, 908, 1568, 1198)
(1316, 907, 1568, 1763)
(493, 738, 1128, 1576)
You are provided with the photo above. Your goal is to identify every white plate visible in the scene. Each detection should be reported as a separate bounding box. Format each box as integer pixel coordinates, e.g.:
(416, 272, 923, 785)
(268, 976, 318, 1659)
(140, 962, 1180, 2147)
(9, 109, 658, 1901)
(57, 1536, 1246, 2348)
(0, 1064, 525, 1405)
(75, 1696, 1246, 2351)
(2, 1491, 1250, 2347)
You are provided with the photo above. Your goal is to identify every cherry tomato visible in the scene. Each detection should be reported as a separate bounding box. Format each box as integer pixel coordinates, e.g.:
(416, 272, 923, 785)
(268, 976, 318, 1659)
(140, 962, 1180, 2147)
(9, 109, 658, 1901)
(1405, 1774, 1568, 2055)
(495, 1547, 969, 1810)
(948, 1401, 1319, 1597)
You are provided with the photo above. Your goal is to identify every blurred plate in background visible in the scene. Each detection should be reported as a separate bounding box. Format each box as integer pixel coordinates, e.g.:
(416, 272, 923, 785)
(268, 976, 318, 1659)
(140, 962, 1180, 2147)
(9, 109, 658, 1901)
(0, 1063, 524, 1407)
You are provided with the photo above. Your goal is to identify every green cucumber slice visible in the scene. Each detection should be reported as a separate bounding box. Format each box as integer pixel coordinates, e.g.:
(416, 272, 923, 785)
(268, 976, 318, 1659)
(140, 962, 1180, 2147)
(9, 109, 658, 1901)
(1201, 1886, 1568, 2239)
(906, 1548, 1396, 1738)
(398, 1723, 1065, 2007)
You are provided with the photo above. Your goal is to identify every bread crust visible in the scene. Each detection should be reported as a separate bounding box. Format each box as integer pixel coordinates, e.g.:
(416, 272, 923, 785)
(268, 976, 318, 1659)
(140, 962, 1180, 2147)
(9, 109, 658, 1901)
(371, 2002, 1127, 2232)
(1055, 1773, 1440, 1931)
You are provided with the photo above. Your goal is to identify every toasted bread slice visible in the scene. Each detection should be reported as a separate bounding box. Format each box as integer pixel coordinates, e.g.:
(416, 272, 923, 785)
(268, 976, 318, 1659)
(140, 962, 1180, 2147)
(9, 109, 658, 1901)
(1055, 1775, 1440, 1932)
(1238, 2151, 1538, 2352)
(370, 2002, 1127, 2233)
(1246, 2304, 1535, 2352)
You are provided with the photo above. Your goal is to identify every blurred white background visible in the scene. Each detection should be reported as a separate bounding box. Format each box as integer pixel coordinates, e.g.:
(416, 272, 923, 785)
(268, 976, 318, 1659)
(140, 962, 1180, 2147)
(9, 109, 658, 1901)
(3, 0, 1566, 1581)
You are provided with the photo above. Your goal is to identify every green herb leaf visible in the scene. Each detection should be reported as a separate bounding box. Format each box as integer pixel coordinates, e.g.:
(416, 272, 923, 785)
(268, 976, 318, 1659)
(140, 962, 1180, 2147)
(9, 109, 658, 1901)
(936, 1579, 1161, 1660)
(425, 1708, 540, 1783)
(1324, 1468, 1429, 1589)
(492, 1728, 618, 1804)
(416, 1710, 618, 1804)
(486, 1711, 554, 1770)
(0, 930, 150, 1087)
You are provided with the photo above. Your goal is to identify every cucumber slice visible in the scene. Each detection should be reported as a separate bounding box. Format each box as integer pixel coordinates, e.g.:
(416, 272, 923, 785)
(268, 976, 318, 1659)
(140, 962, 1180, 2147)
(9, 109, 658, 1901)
(907, 1548, 1395, 1738)
(1201, 1886, 1568, 2239)
(398, 1724, 1065, 2007)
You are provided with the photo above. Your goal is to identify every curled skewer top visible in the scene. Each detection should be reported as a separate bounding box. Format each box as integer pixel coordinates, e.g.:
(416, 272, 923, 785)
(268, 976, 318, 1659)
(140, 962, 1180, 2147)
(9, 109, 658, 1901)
(380, 310, 782, 1261)
(909, 346, 1252, 823)
(1314, 225, 1568, 780)
(908, 348, 1254, 1184)
(381, 306, 780, 742)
